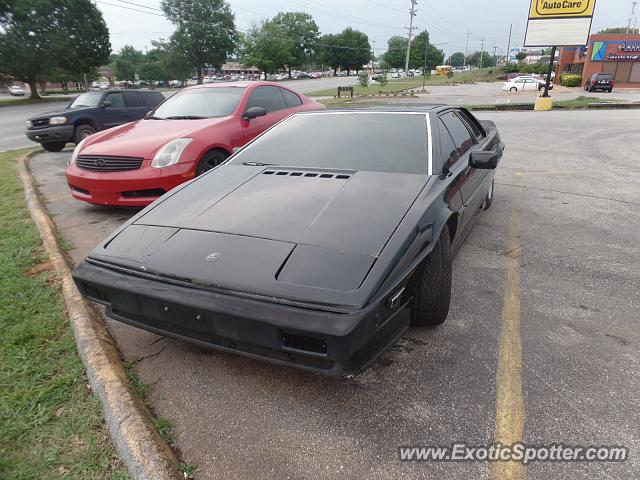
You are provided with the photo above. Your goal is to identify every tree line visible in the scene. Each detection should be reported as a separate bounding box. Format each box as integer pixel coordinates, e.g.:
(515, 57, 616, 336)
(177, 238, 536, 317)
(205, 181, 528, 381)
(1, 0, 445, 98)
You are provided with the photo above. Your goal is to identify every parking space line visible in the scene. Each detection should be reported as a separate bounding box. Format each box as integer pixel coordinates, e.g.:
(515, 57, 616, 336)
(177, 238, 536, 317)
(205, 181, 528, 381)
(492, 173, 526, 480)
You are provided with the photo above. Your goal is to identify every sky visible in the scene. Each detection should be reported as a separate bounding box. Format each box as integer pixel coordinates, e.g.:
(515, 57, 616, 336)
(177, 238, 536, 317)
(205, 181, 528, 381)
(99, 0, 637, 58)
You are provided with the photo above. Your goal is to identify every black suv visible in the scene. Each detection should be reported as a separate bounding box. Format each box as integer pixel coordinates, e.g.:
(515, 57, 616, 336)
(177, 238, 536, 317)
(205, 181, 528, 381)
(25, 89, 166, 152)
(584, 73, 614, 93)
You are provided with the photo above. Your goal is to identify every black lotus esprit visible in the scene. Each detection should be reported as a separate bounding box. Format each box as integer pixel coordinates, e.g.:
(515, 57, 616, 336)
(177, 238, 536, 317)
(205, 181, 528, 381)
(72, 106, 504, 375)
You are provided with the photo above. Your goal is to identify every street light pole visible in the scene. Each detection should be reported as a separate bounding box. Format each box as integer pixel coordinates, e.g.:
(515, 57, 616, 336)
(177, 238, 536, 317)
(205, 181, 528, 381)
(542, 45, 556, 98)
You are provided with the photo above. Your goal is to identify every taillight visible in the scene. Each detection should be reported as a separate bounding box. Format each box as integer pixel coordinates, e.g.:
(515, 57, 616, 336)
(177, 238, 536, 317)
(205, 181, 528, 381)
(592, 80, 597, 85)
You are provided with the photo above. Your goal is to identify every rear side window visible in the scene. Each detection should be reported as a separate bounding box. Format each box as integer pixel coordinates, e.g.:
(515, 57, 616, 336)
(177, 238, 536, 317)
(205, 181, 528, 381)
(456, 110, 482, 138)
(245, 86, 286, 113)
(439, 110, 475, 156)
(281, 88, 302, 108)
(145, 92, 165, 107)
(123, 91, 145, 107)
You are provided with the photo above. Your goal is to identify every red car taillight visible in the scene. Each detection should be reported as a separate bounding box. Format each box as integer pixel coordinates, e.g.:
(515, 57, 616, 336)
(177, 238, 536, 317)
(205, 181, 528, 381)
(592, 80, 597, 85)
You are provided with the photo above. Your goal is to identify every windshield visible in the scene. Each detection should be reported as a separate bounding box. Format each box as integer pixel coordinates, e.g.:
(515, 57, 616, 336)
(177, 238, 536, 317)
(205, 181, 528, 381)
(69, 92, 102, 109)
(151, 87, 244, 119)
(230, 112, 429, 175)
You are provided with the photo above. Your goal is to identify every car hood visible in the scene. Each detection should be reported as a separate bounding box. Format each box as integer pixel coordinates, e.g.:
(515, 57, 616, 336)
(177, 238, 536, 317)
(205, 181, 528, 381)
(80, 117, 230, 158)
(90, 165, 428, 306)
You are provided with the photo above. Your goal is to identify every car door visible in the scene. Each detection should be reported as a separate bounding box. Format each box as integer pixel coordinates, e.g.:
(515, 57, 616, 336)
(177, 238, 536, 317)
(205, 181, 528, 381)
(524, 78, 537, 91)
(122, 91, 149, 122)
(99, 92, 128, 129)
(438, 109, 488, 236)
(237, 86, 288, 147)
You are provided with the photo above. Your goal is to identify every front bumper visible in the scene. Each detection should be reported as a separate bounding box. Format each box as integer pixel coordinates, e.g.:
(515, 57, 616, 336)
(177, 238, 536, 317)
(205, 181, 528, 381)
(73, 260, 410, 376)
(65, 161, 195, 207)
(26, 125, 74, 144)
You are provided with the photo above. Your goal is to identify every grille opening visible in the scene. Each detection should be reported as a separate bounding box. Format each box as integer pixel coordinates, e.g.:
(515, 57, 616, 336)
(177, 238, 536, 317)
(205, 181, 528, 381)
(121, 188, 165, 198)
(275, 171, 288, 175)
(319, 173, 333, 178)
(281, 330, 327, 355)
(263, 171, 275, 174)
(261, 170, 351, 179)
(69, 184, 90, 195)
(289, 172, 303, 176)
(336, 174, 351, 179)
(304, 173, 318, 177)
(76, 155, 143, 172)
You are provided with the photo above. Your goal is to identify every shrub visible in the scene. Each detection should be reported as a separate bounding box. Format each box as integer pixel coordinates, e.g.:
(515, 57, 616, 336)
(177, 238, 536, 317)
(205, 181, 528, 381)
(357, 71, 369, 88)
(560, 73, 583, 87)
(377, 71, 388, 87)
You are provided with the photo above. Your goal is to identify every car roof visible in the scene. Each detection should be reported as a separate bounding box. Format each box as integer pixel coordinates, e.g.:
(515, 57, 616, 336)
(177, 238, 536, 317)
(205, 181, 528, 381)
(304, 104, 448, 115)
(188, 81, 284, 90)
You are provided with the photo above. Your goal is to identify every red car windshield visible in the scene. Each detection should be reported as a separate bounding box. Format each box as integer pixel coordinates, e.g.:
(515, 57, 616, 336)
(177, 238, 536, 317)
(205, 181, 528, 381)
(151, 87, 245, 119)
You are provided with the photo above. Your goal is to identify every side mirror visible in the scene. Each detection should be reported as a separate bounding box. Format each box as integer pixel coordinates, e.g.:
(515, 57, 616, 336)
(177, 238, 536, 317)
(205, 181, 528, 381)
(242, 106, 266, 120)
(469, 150, 499, 169)
(101, 100, 112, 108)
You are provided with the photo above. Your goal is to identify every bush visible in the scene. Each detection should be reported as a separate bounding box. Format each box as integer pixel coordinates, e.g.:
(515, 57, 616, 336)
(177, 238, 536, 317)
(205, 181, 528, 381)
(560, 73, 582, 87)
(377, 71, 388, 87)
(357, 71, 369, 88)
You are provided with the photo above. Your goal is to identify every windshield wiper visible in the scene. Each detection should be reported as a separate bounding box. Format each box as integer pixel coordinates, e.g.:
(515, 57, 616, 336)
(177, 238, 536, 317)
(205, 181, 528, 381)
(164, 115, 207, 120)
(146, 115, 165, 120)
(242, 162, 278, 166)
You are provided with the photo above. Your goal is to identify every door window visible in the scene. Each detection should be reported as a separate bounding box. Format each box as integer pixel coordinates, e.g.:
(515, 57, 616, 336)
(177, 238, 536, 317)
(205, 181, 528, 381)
(104, 93, 124, 108)
(245, 86, 286, 113)
(439, 110, 475, 157)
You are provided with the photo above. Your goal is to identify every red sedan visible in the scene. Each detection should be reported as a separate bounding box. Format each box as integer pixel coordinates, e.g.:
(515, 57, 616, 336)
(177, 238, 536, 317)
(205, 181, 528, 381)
(65, 82, 324, 206)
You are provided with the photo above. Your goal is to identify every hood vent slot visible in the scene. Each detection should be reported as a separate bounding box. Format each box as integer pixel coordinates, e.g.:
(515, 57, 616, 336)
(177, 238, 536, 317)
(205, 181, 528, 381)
(262, 170, 351, 180)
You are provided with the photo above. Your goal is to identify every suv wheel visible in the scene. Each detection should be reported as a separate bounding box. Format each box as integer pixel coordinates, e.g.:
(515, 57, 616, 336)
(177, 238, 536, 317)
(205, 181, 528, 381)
(41, 142, 66, 152)
(584, 85, 591, 92)
(509, 87, 517, 93)
(74, 124, 96, 144)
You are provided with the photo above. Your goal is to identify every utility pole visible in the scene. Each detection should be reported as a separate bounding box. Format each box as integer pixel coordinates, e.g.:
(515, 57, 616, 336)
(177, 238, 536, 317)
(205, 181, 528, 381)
(479, 37, 486, 69)
(463, 28, 472, 67)
(492, 46, 498, 80)
(506, 24, 513, 64)
(405, 0, 418, 73)
(371, 40, 376, 72)
(628, 1, 638, 33)
(422, 31, 429, 90)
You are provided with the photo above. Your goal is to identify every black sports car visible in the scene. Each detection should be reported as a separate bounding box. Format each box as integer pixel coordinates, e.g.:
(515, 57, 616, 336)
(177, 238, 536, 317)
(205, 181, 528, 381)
(73, 106, 504, 375)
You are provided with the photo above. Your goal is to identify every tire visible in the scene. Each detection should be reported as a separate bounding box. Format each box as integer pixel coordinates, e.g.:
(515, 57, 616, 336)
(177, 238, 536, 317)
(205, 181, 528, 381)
(509, 87, 517, 93)
(196, 149, 228, 176)
(41, 142, 65, 152)
(409, 226, 452, 327)
(584, 85, 590, 92)
(607, 88, 613, 93)
(74, 124, 96, 144)
(483, 178, 495, 210)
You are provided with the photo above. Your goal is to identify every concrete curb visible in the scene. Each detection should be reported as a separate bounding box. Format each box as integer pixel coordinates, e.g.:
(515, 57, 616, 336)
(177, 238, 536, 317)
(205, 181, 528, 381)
(18, 151, 181, 480)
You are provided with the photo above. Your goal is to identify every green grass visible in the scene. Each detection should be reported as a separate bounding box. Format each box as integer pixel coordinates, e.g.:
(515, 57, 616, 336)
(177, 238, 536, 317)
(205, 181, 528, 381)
(306, 69, 496, 97)
(0, 149, 130, 479)
(0, 96, 74, 107)
(553, 95, 620, 108)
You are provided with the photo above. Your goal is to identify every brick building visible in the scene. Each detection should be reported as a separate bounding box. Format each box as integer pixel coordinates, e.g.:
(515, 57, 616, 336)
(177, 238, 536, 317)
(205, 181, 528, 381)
(556, 33, 640, 88)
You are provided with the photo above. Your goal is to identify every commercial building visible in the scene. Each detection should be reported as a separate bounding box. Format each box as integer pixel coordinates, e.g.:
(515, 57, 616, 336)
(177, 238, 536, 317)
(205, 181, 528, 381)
(557, 33, 640, 88)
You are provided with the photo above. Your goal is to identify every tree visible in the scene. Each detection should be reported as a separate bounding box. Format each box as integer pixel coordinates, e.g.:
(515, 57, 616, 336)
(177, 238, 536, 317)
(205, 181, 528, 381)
(468, 50, 493, 69)
(449, 52, 465, 67)
(161, 0, 237, 84)
(409, 31, 444, 71)
(113, 45, 144, 82)
(338, 28, 371, 74)
(598, 27, 639, 34)
(0, 0, 110, 98)
(241, 20, 293, 76)
(271, 12, 319, 77)
(516, 51, 529, 65)
(383, 36, 408, 69)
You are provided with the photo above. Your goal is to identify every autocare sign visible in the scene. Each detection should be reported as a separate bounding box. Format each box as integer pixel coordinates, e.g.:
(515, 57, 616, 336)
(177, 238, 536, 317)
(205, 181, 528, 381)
(524, 0, 597, 47)
(529, 0, 596, 18)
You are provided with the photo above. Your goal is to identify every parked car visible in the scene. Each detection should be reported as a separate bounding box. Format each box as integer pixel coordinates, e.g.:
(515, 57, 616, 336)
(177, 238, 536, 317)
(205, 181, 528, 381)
(72, 106, 503, 375)
(8, 85, 25, 96)
(584, 73, 614, 92)
(64, 82, 325, 207)
(25, 89, 165, 152)
(503, 76, 552, 92)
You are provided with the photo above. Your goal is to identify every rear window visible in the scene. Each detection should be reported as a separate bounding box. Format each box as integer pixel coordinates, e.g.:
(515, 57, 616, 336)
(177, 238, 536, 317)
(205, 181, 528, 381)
(596, 74, 613, 80)
(230, 112, 429, 175)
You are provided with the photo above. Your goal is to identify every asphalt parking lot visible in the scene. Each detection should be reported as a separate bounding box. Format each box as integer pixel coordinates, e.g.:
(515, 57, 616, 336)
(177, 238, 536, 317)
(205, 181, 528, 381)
(31, 110, 640, 479)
